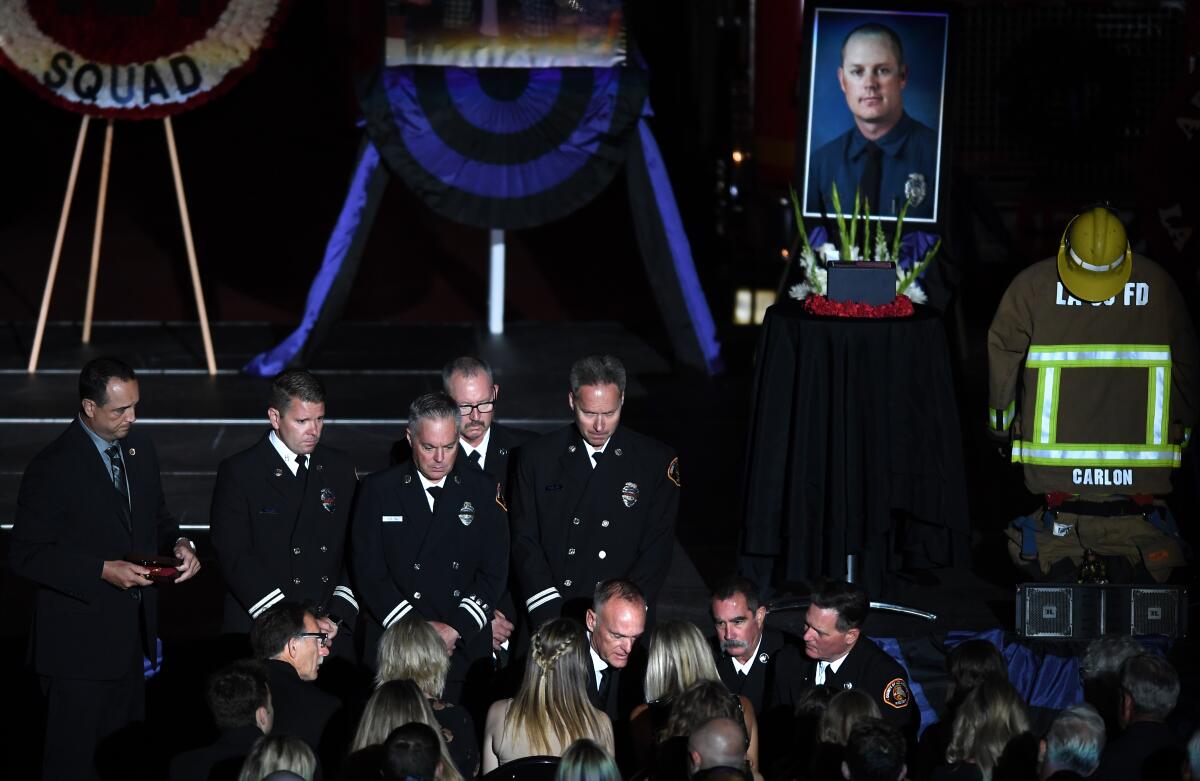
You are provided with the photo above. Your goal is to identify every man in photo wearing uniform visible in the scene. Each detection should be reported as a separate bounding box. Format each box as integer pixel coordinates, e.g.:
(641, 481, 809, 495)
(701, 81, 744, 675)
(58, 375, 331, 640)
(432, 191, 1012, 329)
(510, 354, 681, 628)
(351, 392, 509, 703)
(210, 369, 360, 659)
(807, 22, 938, 219)
(709, 576, 807, 762)
(798, 579, 918, 742)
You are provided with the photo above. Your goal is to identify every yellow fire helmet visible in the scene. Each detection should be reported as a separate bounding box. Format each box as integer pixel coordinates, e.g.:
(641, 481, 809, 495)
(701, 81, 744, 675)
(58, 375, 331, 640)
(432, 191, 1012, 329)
(1057, 206, 1133, 302)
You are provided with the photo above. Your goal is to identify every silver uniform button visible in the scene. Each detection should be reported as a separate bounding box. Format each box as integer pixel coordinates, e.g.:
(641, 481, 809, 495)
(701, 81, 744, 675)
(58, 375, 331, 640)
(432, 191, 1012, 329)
(320, 545, 328, 552)
(568, 548, 576, 555)
(453, 589, 461, 597)
(293, 577, 301, 585)
(598, 550, 607, 559)
(414, 592, 422, 599)
(601, 520, 610, 528)
(293, 547, 301, 555)
(564, 579, 572, 587)
(321, 575, 329, 583)
(452, 561, 460, 570)
(414, 563, 421, 571)
(572, 516, 581, 525)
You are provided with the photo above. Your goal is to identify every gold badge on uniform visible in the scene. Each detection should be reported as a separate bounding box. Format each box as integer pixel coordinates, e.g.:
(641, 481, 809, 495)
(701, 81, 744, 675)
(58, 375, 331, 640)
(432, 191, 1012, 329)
(495, 483, 507, 512)
(667, 457, 681, 487)
(883, 678, 910, 709)
(459, 501, 475, 526)
(621, 482, 639, 508)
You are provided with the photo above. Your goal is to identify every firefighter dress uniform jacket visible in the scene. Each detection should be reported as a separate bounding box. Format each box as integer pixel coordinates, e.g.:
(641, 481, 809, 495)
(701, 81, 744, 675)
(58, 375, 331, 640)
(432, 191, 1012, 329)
(511, 425, 680, 627)
(987, 256, 1199, 498)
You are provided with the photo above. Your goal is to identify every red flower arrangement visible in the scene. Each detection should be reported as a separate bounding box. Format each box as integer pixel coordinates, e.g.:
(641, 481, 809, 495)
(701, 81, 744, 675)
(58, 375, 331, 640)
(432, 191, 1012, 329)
(803, 294, 914, 319)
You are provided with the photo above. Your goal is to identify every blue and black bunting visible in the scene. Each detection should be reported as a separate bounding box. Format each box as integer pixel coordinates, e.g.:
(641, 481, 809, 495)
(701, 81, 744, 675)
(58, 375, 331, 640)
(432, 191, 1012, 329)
(361, 64, 647, 229)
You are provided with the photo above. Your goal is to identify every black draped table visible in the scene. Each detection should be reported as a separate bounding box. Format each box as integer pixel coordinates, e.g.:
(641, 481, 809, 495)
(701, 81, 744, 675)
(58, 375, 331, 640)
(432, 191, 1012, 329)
(741, 299, 971, 599)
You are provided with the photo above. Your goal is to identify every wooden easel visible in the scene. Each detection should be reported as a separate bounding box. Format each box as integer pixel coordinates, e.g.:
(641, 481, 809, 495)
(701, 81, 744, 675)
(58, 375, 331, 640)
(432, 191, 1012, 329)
(27, 114, 218, 374)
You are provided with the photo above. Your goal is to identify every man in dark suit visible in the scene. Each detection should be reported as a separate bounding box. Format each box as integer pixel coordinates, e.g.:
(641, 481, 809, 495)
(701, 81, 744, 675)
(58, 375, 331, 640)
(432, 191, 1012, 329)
(442, 356, 536, 655)
(9, 356, 201, 781)
(709, 575, 807, 758)
(210, 369, 360, 658)
(1092, 654, 1184, 781)
(796, 579, 917, 741)
(251, 601, 345, 772)
(168, 660, 273, 781)
(511, 354, 680, 628)
(585, 579, 648, 771)
(351, 392, 509, 703)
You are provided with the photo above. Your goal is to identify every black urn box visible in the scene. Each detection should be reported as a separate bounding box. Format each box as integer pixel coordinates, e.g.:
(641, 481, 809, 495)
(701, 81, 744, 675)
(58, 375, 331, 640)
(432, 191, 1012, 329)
(827, 261, 896, 305)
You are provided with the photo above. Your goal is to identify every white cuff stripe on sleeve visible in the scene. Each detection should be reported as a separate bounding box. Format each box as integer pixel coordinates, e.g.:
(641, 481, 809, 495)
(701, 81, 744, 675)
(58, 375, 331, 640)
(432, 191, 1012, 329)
(527, 591, 561, 613)
(384, 601, 412, 628)
(249, 588, 284, 617)
(525, 587, 560, 610)
(332, 586, 359, 611)
(459, 598, 487, 629)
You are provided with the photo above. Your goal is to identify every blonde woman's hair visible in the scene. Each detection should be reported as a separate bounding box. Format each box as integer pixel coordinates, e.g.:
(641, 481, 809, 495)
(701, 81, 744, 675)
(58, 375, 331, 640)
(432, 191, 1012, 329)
(946, 679, 1030, 781)
(555, 738, 621, 781)
(644, 619, 722, 702)
(503, 617, 613, 755)
(350, 678, 463, 781)
(376, 615, 451, 697)
(237, 734, 316, 781)
(817, 689, 881, 745)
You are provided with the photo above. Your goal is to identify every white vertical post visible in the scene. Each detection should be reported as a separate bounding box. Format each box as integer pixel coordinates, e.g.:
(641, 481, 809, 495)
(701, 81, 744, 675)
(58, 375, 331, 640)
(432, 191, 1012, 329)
(488, 228, 505, 335)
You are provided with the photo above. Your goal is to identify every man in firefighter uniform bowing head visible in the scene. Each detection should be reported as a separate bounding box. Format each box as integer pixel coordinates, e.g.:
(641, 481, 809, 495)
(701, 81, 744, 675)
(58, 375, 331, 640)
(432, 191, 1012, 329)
(988, 205, 1199, 582)
(351, 392, 509, 703)
(511, 354, 680, 628)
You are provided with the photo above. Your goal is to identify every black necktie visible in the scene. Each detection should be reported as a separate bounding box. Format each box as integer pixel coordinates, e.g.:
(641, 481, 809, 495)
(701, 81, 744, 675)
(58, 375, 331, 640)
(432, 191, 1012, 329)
(105, 444, 128, 503)
(597, 666, 612, 705)
(860, 141, 882, 215)
(427, 485, 442, 512)
(591, 451, 604, 468)
(467, 450, 482, 469)
(295, 453, 308, 483)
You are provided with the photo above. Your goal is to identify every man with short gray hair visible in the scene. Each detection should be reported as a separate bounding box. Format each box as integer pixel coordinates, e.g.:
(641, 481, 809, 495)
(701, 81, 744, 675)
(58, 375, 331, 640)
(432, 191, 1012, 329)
(1039, 703, 1106, 779)
(352, 392, 509, 703)
(511, 354, 680, 628)
(1092, 654, 1184, 781)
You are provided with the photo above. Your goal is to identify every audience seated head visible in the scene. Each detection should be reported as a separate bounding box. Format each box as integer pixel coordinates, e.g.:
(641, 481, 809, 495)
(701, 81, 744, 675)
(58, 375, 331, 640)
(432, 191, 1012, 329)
(376, 615, 451, 698)
(645, 619, 723, 702)
(1186, 727, 1200, 781)
(841, 719, 906, 781)
(687, 717, 749, 777)
(946, 679, 1030, 779)
(351, 679, 463, 781)
(237, 734, 316, 781)
(1038, 703, 1105, 780)
(665, 680, 744, 740)
(507, 617, 611, 755)
(206, 659, 273, 735)
(946, 639, 1008, 710)
(382, 722, 443, 781)
(710, 576, 767, 667)
(1080, 635, 1144, 734)
(819, 689, 883, 746)
(804, 578, 869, 662)
(251, 601, 328, 682)
(587, 579, 647, 671)
(1118, 653, 1179, 727)
(555, 738, 621, 781)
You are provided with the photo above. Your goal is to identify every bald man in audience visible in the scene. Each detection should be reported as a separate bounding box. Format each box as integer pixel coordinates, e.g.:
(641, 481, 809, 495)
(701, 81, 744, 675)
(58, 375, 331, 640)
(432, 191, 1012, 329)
(689, 717, 751, 781)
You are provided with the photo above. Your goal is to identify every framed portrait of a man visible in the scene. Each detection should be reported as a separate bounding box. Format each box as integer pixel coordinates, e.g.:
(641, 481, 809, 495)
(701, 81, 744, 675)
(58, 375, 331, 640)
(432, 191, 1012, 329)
(800, 6, 949, 224)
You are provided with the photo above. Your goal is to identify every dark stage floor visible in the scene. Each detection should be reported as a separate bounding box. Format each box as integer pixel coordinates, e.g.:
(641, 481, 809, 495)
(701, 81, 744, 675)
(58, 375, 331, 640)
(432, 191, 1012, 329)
(0, 316, 1133, 776)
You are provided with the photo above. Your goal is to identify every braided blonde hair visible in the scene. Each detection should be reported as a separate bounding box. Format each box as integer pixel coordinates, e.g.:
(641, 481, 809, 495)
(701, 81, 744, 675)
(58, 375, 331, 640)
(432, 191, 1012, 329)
(503, 617, 612, 755)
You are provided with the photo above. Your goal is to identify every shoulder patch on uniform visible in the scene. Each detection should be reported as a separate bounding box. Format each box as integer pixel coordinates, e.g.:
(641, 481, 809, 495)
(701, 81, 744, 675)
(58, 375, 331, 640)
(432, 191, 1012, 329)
(495, 483, 507, 512)
(667, 457, 681, 487)
(883, 678, 910, 709)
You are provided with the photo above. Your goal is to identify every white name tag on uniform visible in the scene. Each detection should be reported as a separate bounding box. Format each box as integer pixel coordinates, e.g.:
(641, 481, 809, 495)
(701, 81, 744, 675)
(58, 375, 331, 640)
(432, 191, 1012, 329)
(383, 515, 404, 523)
